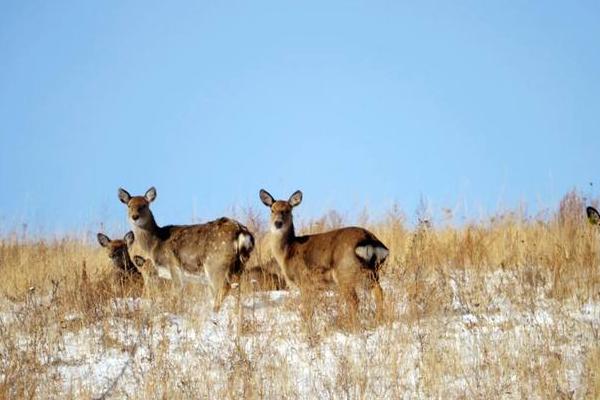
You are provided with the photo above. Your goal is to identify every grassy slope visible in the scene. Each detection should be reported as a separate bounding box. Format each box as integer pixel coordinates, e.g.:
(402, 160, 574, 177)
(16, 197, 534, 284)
(0, 191, 599, 399)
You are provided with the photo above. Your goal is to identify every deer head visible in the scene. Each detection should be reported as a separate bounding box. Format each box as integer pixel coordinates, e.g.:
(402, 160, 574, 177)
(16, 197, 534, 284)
(118, 187, 157, 227)
(97, 231, 136, 273)
(259, 189, 302, 233)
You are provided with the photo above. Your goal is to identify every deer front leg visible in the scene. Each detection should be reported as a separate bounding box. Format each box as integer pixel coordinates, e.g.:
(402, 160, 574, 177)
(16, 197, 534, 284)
(167, 264, 184, 290)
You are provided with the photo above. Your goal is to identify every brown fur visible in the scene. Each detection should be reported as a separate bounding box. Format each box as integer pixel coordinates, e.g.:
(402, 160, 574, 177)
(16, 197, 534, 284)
(118, 187, 254, 311)
(96, 231, 143, 287)
(133, 255, 173, 296)
(259, 189, 388, 319)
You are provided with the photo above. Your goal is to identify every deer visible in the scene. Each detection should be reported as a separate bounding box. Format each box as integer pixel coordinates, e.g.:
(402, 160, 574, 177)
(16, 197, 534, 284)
(96, 231, 143, 286)
(259, 189, 389, 319)
(587, 206, 600, 226)
(118, 187, 255, 311)
(133, 255, 173, 296)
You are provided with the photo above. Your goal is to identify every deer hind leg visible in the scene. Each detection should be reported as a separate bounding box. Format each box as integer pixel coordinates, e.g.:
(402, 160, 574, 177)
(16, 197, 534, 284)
(205, 264, 231, 312)
(213, 280, 231, 312)
(332, 268, 360, 325)
(339, 285, 359, 328)
(369, 270, 384, 321)
(344, 286, 359, 314)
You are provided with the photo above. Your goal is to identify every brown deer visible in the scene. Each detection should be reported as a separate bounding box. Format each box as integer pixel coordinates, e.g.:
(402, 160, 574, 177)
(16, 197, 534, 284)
(587, 206, 600, 226)
(118, 187, 254, 311)
(259, 189, 389, 318)
(97, 231, 143, 285)
(133, 255, 172, 296)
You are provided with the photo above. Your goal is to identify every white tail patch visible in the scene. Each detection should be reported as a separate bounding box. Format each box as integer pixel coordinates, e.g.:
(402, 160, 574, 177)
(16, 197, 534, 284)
(374, 246, 389, 262)
(355, 245, 373, 261)
(355, 245, 389, 264)
(237, 232, 254, 252)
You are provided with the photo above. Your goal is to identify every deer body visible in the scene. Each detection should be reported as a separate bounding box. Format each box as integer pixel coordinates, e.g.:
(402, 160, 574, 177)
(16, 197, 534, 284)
(269, 226, 385, 288)
(119, 187, 254, 311)
(260, 189, 388, 317)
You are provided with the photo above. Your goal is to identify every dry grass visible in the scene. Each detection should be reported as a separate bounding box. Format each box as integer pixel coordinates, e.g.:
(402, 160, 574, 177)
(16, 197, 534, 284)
(0, 190, 599, 399)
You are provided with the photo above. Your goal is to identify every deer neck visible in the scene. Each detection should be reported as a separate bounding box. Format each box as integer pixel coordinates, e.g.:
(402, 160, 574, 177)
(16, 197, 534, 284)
(132, 213, 161, 252)
(270, 223, 304, 288)
(270, 223, 296, 263)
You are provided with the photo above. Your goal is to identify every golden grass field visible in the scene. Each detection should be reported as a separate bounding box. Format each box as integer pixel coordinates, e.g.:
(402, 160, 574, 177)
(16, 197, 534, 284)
(0, 191, 599, 399)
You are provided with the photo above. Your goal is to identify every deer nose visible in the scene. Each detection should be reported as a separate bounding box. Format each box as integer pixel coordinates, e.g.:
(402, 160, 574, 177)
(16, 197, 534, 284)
(274, 221, 283, 229)
(132, 214, 139, 221)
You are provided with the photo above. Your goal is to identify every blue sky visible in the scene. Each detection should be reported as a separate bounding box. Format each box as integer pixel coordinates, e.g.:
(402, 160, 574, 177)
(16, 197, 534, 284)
(1, 1, 599, 233)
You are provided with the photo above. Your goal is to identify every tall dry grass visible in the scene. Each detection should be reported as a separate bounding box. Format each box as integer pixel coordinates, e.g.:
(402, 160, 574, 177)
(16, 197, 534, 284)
(0, 190, 599, 399)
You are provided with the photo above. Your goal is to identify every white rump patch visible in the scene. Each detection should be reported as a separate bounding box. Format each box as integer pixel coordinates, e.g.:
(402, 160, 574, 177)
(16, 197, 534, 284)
(374, 246, 389, 262)
(237, 232, 254, 252)
(355, 245, 374, 261)
(355, 245, 389, 263)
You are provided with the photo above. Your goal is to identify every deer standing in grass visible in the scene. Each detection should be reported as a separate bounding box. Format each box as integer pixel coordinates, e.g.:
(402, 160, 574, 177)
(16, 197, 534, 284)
(97, 231, 143, 285)
(118, 187, 254, 311)
(259, 189, 389, 318)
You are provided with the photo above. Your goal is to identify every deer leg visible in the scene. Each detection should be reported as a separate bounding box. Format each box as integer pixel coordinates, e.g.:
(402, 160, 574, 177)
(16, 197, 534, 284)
(206, 265, 230, 312)
(332, 269, 359, 324)
(346, 287, 359, 313)
(168, 264, 184, 290)
(213, 280, 231, 312)
(340, 285, 359, 327)
(370, 279, 384, 321)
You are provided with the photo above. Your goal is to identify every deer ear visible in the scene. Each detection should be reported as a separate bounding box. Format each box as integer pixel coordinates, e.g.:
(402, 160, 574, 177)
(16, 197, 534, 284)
(145, 187, 157, 203)
(124, 231, 135, 247)
(118, 188, 131, 204)
(587, 206, 600, 225)
(133, 255, 145, 268)
(97, 233, 111, 247)
(288, 190, 303, 207)
(259, 189, 275, 207)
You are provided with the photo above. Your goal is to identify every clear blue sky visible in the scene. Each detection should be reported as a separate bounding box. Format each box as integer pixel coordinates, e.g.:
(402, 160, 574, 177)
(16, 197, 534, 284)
(1, 1, 599, 233)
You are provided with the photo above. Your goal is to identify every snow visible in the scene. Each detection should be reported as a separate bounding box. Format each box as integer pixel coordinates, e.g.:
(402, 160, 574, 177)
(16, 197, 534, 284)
(0, 269, 599, 399)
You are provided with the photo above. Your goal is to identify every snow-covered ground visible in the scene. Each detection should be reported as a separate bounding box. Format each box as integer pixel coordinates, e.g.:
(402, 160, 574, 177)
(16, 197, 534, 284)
(1, 269, 599, 399)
